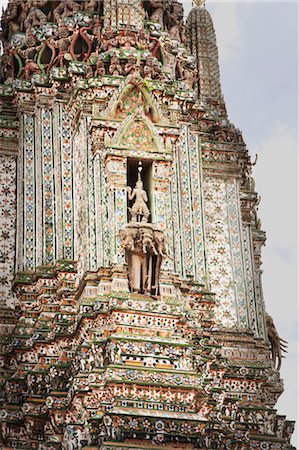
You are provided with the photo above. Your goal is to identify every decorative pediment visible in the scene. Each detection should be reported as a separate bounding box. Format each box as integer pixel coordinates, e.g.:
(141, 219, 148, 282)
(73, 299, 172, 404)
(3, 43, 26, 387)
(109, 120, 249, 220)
(111, 111, 164, 153)
(99, 75, 165, 124)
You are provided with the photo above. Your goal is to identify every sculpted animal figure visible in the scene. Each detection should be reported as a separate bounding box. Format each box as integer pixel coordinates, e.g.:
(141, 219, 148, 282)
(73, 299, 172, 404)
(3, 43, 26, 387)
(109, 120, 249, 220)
(266, 313, 288, 370)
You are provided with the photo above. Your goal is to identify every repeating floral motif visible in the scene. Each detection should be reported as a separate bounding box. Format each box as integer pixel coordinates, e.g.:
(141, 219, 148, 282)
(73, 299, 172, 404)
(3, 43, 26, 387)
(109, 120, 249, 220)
(254, 261, 267, 338)
(203, 177, 239, 328)
(243, 224, 259, 334)
(95, 155, 108, 267)
(60, 106, 74, 260)
(105, 157, 127, 265)
(86, 118, 98, 271)
(0, 155, 17, 307)
(226, 180, 248, 328)
(118, 119, 157, 151)
(104, 0, 145, 30)
(171, 145, 183, 276)
(23, 114, 36, 269)
(176, 126, 195, 277)
(101, 155, 110, 268)
(41, 108, 56, 264)
(74, 121, 88, 277)
(189, 133, 206, 283)
(152, 161, 173, 271)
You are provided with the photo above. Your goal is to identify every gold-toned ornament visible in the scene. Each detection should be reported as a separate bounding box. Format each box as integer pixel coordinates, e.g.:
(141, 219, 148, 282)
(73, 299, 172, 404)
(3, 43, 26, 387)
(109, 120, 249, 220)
(193, 0, 206, 7)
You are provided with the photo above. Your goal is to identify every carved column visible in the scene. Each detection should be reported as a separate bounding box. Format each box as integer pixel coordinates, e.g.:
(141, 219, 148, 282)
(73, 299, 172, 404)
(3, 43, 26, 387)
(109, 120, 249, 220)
(152, 159, 174, 272)
(103, 0, 145, 30)
(105, 155, 127, 266)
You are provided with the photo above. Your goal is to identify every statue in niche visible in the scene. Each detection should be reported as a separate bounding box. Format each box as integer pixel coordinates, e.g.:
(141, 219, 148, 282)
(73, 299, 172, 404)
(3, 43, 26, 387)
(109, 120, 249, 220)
(122, 162, 166, 296)
(126, 162, 150, 223)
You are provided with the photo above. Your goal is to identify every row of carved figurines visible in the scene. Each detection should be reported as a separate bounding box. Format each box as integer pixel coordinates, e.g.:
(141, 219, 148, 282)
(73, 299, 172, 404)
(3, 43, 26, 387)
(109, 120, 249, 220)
(3, 17, 196, 84)
(1, 0, 185, 42)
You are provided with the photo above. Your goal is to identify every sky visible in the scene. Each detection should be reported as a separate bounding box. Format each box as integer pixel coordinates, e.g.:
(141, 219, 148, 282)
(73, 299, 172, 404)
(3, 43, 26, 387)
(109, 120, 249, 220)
(183, 0, 298, 446)
(0, 0, 298, 447)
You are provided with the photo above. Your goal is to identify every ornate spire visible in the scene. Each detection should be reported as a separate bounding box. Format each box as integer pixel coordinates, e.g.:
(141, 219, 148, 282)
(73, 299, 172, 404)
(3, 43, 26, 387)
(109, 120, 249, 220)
(186, 2, 222, 101)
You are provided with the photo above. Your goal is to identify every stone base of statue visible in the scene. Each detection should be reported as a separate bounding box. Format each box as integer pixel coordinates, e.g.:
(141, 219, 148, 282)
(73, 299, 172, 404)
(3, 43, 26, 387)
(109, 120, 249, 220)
(121, 222, 166, 297)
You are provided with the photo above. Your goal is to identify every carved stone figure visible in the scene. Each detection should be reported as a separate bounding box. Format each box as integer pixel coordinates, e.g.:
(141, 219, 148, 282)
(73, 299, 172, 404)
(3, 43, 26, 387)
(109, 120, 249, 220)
(18, 32, 42, 79)
(143, 55, 155, 79)
(166, 0, 184, 42)
(0, 52, 12, 82)
(109, 53, 123, 76)
(183, 62, 197, 89)
(95, 57, 105, 77)
(147, 0, 165, 28)
(123, 226, 148, 293)
(24, 7, 47, 30)
(53, 0, 80, 22)
(119, 26, 137, 51)
(124, 55, 137, 76)
(50, 23, 72, 68)
(18, 1, 36, 32)
(152, 58, 162, 79)
(92, 16, 102, 50)
(161, 39, 176, 79)
(127, 170, 150, 223)
(266, 313, 288, 370)
(136, 29, 148, 50)
(83, 0, 103, 13)
(86, 63, 93, 79)
(122, 224, 166, 296)
(105, 28, 119, 51)
(1, 3, 20, 38)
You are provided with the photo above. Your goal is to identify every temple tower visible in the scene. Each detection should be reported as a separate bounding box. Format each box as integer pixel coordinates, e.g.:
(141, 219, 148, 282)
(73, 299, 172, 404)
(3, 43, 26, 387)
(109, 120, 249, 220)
(0, 0, 295, 449)
(186, 0, 222, 100)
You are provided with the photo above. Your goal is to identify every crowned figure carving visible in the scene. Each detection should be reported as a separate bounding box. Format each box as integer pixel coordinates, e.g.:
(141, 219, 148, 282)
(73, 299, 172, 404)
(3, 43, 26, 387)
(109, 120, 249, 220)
(121, 162, 166, 296)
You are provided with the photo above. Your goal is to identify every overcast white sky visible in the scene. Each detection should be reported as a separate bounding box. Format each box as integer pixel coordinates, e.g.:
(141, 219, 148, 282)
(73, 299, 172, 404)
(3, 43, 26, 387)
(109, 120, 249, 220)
(183, 1, 298, 446)
(0, 0, 298, 447)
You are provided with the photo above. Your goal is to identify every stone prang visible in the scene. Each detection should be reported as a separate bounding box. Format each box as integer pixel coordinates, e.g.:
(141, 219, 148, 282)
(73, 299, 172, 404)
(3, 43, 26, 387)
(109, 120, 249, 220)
(0, 1, 295, 449)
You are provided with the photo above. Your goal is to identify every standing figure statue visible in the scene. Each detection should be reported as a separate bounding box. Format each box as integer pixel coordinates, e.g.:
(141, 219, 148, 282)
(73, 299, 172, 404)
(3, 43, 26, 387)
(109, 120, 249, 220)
(166, 0, 185, 42)
(124, 229, 148, 294)
(49, 23, 72, 68)
(17, 32, 42, 79)
(147, 0, 165, 28)
(127, 163, 150, 223)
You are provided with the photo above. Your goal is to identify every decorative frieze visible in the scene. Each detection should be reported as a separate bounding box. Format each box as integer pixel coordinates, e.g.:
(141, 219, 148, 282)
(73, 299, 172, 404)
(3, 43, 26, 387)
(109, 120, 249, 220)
(0, 155, 17, 307)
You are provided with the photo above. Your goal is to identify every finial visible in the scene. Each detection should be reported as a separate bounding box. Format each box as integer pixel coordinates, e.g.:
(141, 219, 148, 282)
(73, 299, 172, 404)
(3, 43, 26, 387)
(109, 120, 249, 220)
(193, 0, 206, 7)
(137, 161, 143, 182)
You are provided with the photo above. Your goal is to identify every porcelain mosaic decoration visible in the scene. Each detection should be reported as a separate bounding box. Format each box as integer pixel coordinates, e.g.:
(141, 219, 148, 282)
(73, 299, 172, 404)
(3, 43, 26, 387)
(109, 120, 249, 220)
(0, 0, 295, 449)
